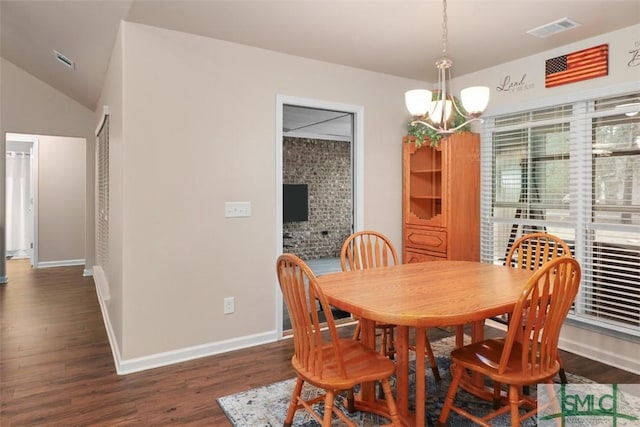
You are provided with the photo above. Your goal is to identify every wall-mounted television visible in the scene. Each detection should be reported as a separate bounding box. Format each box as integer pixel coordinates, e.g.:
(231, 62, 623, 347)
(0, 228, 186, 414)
(283, 184, 308, 223)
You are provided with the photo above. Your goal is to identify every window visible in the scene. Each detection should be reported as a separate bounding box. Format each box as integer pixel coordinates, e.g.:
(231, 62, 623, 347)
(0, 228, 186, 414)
(481, 93, 640, 337)
(96, 114, 109, 278)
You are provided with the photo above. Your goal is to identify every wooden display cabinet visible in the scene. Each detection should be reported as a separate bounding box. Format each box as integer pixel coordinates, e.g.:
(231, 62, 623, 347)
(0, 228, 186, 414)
(402, 132, 480, 263)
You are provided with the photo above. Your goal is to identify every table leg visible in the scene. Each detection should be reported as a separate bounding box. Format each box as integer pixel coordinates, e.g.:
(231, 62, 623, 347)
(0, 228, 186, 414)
(359, 318, 377, 402)
(469, 320, 486, 390)
(455, 325, 465, 348)
(471, 319, 485, 343)
(395, 326, 410, 420)
(414, 327, 426, 427)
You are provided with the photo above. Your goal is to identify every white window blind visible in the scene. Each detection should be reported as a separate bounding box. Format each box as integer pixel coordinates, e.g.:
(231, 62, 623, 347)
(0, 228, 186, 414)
(481, 92, 640, 337)
(96, 115, 109, 278)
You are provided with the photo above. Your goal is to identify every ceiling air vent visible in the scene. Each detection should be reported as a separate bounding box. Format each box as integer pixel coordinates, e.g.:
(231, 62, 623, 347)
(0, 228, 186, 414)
(54, 50, 75, 70)
(527, 18, 581, 38)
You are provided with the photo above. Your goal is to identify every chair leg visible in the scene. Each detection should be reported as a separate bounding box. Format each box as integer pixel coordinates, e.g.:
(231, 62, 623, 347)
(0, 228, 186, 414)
(346, 388, 356, 413)
(352, 320, 361, 341)
(380, 378, 401, 426)
(380, 325, 388, 356)
(377, 325, 395, 359)
(322, 390, 335, 427)
(508, 385, 521, 427)
(545, 381, 562, 418)
(438, 364, 464, 425)
(425, 332, 441, 382)
(557, 354, 568, 383)
(492, 381, 503, 409)
(559, 367, 568, 384)
(284, 377, 304, 427)
(386, 326, 395, 360)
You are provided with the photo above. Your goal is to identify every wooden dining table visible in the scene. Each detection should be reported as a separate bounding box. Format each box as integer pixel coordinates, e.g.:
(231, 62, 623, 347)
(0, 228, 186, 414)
(316, 260, 535, 427)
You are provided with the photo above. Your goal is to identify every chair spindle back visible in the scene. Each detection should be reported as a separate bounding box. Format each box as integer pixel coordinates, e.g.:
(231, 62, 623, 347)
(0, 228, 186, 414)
(506, 232, 572, 271)
(340, 230, 399, 272)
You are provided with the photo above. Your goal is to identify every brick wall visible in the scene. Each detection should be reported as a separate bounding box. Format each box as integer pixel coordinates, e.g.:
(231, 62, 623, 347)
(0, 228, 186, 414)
(283, 137, 352, 259)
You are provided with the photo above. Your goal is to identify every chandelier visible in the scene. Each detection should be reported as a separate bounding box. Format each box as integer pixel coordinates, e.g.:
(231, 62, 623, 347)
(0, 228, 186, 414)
(405, 0, 490, 137)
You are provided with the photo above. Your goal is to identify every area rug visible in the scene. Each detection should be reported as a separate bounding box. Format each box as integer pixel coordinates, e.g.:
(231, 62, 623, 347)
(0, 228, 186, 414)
(217, 335, 591, 426)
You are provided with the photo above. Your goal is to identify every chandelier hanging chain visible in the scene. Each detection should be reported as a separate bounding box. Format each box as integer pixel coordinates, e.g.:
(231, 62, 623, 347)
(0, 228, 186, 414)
(441, 0, 448, 59)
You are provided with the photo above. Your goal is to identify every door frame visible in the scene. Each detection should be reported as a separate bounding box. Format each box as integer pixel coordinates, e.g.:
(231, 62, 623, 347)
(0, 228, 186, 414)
(4, 132, 39, 268)
(275, 95, 364, 338)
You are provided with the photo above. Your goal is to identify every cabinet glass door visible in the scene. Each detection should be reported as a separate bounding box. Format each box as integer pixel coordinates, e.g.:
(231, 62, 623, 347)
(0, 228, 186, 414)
(408, 144, 443, 225)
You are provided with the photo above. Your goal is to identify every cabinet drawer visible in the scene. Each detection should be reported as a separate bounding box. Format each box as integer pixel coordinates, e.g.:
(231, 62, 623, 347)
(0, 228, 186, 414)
(404, 250, 446, 263)
(405, 227, 447, 254)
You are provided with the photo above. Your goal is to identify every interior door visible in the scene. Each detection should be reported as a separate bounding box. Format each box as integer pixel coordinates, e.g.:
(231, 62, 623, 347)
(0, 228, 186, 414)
(277, 96, 364, 336)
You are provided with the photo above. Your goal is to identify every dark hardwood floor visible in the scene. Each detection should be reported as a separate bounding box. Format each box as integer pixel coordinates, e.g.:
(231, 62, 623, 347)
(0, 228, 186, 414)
(1, 259, 638, 426)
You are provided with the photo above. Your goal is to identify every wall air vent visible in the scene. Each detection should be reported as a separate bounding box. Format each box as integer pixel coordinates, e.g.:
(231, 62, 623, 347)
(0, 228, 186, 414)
(54, 50, 75, 70)
(527, 18, 581, 38)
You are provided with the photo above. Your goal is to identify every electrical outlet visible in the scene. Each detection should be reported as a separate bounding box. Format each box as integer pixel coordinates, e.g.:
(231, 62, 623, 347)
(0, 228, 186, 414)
(223, 297, 235, 314)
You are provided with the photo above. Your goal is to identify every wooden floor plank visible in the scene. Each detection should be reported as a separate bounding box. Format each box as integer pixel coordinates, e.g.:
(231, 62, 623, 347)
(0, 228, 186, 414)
(1, 258, 638, 426)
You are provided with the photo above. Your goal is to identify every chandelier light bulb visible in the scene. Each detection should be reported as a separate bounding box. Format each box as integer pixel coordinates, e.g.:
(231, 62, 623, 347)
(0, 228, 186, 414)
(460, 86, 490, 116)
(405, 89, 433, 116)
(428, 100, 453, 125)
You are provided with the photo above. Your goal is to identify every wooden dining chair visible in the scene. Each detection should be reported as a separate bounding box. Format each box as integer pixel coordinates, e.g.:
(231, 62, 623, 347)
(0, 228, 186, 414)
(437, 256, 581, 427)
(276, 253, 400, 427)
(505, 231, 572, 384)
(340, 230, 441, 381)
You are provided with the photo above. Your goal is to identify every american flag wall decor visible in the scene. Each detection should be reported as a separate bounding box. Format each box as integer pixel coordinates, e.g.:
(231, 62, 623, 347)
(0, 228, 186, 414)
(545, 44, 609, 88)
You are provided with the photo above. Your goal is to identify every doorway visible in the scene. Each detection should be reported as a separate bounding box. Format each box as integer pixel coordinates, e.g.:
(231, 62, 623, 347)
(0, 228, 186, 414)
(5, 133, 38, 267)
(275, 95, 365, 336)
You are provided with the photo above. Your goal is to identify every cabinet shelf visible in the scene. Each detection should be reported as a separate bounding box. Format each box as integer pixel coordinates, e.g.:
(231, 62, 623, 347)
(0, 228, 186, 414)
(411, 169, 442, 174)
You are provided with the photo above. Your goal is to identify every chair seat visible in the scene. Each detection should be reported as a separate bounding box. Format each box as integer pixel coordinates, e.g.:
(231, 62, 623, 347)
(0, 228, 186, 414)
(451, 338, 560, 385)
(292, 338, 396, 390)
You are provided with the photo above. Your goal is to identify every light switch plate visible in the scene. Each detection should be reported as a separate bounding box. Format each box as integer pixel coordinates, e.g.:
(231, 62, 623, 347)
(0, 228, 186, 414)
(225, 202, 251, 217)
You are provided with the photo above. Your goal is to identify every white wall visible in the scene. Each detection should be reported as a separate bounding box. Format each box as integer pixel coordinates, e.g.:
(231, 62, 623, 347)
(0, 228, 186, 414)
(99, 21, 421, 366)
(38, 135, 86, 265)
(0, 58, 95, 277)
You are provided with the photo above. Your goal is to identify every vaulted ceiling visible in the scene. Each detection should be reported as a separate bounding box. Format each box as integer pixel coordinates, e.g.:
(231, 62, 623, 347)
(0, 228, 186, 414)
(2, 0, 638, 114)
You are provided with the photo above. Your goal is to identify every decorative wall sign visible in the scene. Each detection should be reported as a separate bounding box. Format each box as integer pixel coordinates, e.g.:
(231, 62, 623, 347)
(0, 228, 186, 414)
(496, 73, 534, 93)
(545, 44, 608, 88)
(629, 40, 640, 68)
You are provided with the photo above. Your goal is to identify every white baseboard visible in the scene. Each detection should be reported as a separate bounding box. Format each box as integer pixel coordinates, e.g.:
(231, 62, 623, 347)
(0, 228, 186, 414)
(93, 272, 122, 374)
(559, 334, 640, 376)
(0, 275, 7, 284)
(37, 259, 85, 268)
(117, 330, 278, 375)
(83, 268, 93, 277)
(93, 266, 110, 301)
